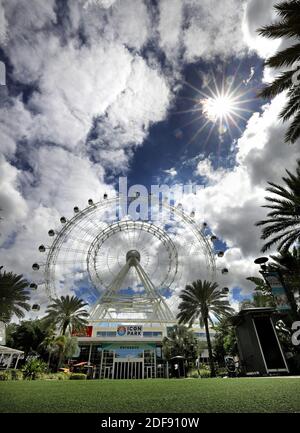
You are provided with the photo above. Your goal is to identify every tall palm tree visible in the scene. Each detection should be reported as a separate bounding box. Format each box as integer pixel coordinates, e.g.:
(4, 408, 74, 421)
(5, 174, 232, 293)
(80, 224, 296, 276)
(257, 0, 300, 143)
(0, 270, 31, 323)
(177, 280, 234, 377)
(44, 295, 89, 335)
(256, 161, 300, 252)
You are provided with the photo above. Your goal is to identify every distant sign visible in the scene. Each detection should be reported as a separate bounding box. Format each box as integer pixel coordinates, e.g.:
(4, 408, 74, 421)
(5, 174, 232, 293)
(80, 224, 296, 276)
(116, 325, 143, 337)
(72, 326, 93, 337)
(263, 271, 291, 311)
(0, 322, 5, 345)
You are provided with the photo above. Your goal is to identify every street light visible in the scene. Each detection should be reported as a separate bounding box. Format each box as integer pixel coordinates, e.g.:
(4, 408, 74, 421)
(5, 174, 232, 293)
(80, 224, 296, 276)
(254, 256, 269, 271)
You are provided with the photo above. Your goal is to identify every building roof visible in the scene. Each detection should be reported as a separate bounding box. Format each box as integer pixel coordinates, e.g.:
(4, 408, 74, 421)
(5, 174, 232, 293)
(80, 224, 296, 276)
(0, 345, 24, 355)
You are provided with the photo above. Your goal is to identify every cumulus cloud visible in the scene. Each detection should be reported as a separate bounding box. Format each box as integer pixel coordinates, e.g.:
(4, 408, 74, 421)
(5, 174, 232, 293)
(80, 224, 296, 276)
(0, 156, 28, 235)
(0, 0, 7, 44)
(182, 0, 247, 62)
(243, 0, 280, 58)
(158, 0, 183, 64)
(158, 0, 248, 65)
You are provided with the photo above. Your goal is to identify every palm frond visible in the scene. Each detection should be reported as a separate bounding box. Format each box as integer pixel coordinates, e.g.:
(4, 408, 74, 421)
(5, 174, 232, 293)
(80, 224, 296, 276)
(258, 70, 294, 99)
(285, 110, 300, 143)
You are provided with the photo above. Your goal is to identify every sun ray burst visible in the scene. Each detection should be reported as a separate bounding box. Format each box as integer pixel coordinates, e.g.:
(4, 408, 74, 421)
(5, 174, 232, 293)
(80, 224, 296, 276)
(175, 69, 257, 147)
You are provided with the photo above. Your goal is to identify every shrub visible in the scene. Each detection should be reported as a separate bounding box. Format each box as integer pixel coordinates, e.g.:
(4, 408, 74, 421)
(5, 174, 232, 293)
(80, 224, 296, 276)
(0, 369, 23, 380)
(22, 358, 48, 380)
(216, 367, 227, 377)
(199, 369, 211, 378)
(0, 370, 10, 381)
(36, 372, 71, 380)
(8, 369, 23, 380)
(57, 372, 71, 380)
(187, 368, 200, 378)
(70, 373, 87, 380)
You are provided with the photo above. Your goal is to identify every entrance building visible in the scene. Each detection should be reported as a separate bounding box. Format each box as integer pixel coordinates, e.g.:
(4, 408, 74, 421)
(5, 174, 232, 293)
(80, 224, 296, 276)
(75, 321, 215, 379)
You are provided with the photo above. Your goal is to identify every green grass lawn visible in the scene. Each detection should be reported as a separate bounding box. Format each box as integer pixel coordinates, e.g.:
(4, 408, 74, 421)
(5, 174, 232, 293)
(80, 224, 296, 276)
(1, 378, 300, 413)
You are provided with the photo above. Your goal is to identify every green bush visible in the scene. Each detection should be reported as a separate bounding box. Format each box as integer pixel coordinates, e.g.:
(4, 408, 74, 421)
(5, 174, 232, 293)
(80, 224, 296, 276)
(216, 367, 227, 377)
(8, 369, 23, 380)
(36, 372, 71, 380)
(0, 369, 23, 381)
(57, 372, 71, 380)
(0, 370, 10, 381)
(22, 359, 48, 380)
(70, 373, 87, 380)
(199, 369, 211, 378)
(187, 368, 199, 378)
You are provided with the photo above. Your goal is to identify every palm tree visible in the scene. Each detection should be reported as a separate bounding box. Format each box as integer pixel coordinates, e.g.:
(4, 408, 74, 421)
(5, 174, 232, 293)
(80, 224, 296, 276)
(245, 277, 276, 308)
(44, 295, 89, 336)
(269, 246, 300, 288)
(257, 0, 300, 143)
(177, 280, 234, 377)
(268, 247, 300, 317)
(51, 335, 79, 370)
(162, 325, 198, 363)
(0, 270, 31, 323)
(256, 161, 300, 252)
(39, 328, 57, 368)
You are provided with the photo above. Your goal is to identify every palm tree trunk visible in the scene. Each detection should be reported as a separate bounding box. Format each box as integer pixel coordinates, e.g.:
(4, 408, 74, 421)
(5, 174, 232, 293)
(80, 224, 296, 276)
(203, 317, 216, 378)
(57, 348, 64, 371)
(62, 322, 68, 336)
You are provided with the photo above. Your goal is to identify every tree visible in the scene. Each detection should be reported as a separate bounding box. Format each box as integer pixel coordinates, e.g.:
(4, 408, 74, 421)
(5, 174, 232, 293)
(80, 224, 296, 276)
(0, 270, 31, 323)
(177, 280, 234, 377)
(44, 295, 89, 335)
(38, 328, 57, 368)
(266, 248, 300, 318)
(162, 325, 198, 365)
(256, 161, 300, 252)
(52, 335, 79, 370)
(269, 246, 300, 292)
(213, 317, 237, 364)
(6, 319, 54, 358)
(257, 0, 300, 143)
(243, 277, 276, 308)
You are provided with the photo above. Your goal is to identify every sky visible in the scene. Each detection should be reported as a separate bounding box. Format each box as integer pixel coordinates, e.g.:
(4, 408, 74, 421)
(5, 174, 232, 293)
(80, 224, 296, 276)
(0, 0, 300, 317)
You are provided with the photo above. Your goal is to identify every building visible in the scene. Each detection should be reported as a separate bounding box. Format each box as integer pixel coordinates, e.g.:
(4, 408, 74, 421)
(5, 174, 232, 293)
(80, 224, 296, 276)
(75, 321, 215, 379)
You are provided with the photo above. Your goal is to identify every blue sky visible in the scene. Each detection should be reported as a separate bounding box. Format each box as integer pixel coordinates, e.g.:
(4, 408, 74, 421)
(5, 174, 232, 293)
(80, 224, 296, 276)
(0, 0, 300, 315)
(127, 55, 265, 189)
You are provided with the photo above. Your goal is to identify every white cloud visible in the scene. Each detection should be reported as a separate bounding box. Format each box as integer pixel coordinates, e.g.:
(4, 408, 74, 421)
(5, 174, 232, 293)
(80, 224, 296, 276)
(0, 156, 28, 237)
(89, 55, 171, 171)
(0, 0, 7, 44)
(242, 0, 280, 58)
(196, 159, 227, 184)
(182, 0, 247, 62)
(163, 167, 177, 177)
(24, 146, 114, 213)
(158, 0, 183, 64)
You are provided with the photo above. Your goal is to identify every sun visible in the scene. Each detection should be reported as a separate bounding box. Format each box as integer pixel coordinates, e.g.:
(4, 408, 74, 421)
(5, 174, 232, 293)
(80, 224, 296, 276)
(201, 94, 236, 122)
(175, 70, 256, 147)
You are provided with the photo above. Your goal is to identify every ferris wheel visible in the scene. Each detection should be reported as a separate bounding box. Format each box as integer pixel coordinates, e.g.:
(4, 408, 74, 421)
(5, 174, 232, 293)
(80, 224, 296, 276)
(31, 194, 226, 322)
